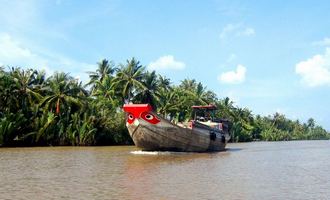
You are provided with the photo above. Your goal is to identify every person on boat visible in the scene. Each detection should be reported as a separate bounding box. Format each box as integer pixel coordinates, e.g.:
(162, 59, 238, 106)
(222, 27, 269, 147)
(198, 116, 205, 122)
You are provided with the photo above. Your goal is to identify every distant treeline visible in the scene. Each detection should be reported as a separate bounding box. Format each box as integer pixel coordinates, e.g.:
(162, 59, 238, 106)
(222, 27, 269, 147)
(0, 58, 329, 146)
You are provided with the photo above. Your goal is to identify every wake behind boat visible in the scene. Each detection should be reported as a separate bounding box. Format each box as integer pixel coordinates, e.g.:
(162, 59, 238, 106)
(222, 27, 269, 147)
(123, 104, 230, 152)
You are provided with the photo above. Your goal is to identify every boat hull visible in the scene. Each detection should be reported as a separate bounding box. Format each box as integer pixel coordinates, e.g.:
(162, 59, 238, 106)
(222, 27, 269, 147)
(127, 116, 230, 152)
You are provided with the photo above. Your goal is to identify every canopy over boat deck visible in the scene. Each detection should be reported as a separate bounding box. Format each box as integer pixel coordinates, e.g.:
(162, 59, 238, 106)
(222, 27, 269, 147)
(191, 105, 217, 110)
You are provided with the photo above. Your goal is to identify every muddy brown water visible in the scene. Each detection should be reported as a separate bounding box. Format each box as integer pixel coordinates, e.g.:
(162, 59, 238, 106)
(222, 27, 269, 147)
(0, 140, 329, 200)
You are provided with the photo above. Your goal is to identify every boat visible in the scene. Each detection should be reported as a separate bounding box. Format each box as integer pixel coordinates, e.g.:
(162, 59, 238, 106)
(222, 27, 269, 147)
(123, 104, 231, 152)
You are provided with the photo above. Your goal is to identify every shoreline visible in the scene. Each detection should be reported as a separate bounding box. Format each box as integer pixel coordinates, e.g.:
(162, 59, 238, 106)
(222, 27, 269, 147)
(1, 139, 329, 148)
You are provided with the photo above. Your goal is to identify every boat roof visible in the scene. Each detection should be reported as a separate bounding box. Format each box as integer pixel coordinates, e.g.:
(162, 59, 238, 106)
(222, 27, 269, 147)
(192, 105, 217, 110)
(123, 104, 152, 109)
(123, 104, 153, 115)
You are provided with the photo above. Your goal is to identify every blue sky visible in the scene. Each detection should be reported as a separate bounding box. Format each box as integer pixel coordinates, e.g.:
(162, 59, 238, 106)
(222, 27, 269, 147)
(1, 0, 330, 130)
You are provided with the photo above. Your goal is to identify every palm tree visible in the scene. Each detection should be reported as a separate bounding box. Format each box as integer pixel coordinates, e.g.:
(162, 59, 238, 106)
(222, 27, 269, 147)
(180, 78, 197, 91)
(10, 67, 43, 110)
(216, 97, 234, 119)
(30, 70, 46, 90)
(179, 80, 214, 105)
(134, 70, 159, 109)
(157, 87, 183, 119)
(92, 75, 119, 108)
(40, 72, 87, 115)
(194, 82, 214, 105)
(158, 74, 172, 91)
(307, 118, 315, 129)
(87, 59, 116, 89)
(159, 86, 194, 121)
(113, 58, 146, 103)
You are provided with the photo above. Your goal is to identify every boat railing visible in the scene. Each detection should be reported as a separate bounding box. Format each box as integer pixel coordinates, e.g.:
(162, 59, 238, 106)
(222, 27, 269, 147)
(193, 120, 223, 133)
(176, 121, 193, 129)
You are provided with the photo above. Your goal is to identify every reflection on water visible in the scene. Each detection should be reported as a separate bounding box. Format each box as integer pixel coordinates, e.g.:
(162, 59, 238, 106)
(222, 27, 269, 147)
(1, 141, 330, 200)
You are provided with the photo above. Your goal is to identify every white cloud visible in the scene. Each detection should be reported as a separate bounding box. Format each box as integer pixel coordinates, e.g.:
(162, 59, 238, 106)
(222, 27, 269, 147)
(218, 64, 246, 84)
(312, 37, 330, 46)
(295, 48, 330, 87)
(148, 55, 185, 70)
(0, 33, 51, 72)
(0, 33, 93, 83)
(219, 23, 255, 39)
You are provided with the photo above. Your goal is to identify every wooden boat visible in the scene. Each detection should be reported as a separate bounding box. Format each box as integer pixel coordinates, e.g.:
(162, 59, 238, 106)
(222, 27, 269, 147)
(123, 104, 230, 152)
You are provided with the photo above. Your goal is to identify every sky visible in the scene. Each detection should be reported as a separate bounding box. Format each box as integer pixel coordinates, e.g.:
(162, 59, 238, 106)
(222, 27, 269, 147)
(0, 0, 330, 130)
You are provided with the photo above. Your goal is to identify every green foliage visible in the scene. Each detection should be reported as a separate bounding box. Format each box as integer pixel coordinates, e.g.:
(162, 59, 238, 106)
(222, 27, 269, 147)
(113, 58, 146, 103)
(0, 58, 329, 146)
(31, 111, 58, 144)
(0, 112, 26, 146)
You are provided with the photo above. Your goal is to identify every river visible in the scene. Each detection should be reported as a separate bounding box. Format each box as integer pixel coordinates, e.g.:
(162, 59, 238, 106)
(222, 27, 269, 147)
(0, 140, 329, 200)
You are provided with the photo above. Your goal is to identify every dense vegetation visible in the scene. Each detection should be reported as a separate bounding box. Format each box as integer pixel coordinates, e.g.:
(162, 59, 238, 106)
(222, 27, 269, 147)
(0, 58, 329, 146)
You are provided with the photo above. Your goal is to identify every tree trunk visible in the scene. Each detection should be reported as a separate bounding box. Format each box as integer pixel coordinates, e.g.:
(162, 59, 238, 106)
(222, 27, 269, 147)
(56, 99, 60, 114)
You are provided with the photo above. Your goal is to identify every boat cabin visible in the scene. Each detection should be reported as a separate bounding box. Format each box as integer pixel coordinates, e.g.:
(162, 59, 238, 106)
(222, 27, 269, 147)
(192, 105, 217, 122)
(192, 105, 229, 132)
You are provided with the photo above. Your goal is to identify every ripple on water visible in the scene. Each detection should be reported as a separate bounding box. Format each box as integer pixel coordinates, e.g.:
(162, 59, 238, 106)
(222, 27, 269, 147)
(130, 150, 193, 155)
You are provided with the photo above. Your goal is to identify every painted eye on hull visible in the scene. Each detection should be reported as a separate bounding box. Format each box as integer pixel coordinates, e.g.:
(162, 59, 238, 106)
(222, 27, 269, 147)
(145, 114, 154, 120)
(127, 113, 135, 124)
(141, 112, 160, 124)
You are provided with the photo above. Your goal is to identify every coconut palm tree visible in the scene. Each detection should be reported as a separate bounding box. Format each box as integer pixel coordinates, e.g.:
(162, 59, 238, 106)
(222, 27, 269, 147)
(158, 74, 172, 91)
(134, 70, 159, 109)
(194, 82, 214, 105)
(92, 75, 119, 108)
(87, 59, 116, 90)
(180, 78, 197, 93)
(307, 118, 315, 129)
(30, 70, 46, 90)
(179, 80, 213, 105)
(40, 72, 87, 115)
(157, 87, 183, 119)
(216, 97, 235, 119)
(10, 68, 43, 111)
(113, 58, 146, 103)
(160, 86, 195, 121)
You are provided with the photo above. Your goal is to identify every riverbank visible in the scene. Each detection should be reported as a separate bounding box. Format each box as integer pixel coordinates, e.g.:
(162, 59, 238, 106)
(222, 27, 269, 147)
(1, 138, 329, 148)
